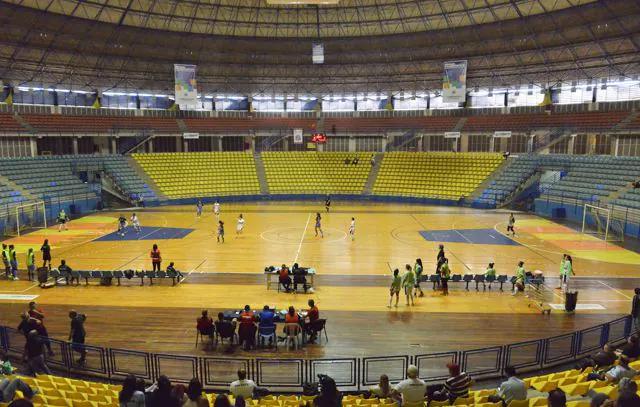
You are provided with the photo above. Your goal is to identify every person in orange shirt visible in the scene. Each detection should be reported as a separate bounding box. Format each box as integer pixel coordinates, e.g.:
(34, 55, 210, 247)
(150, 244, 161, 272)
(279, 264, 292, 292)
(238, 305, 257, 350)
(285, 306, 300, 324)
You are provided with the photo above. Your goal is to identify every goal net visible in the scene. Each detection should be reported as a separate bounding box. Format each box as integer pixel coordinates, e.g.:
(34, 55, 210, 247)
(581, 204, 624, 242)
(3, 201, 48, 237)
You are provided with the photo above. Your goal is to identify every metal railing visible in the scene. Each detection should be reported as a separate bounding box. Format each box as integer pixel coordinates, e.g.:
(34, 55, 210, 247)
(0, 315, 633, 392)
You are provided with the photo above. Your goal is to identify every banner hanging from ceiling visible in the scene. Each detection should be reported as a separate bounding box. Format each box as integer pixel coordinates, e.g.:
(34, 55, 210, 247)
(174, 64, 198, 108)
(442, 60, 467, 103)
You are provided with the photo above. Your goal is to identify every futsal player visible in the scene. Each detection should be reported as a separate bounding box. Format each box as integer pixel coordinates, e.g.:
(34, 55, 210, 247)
(440, 258, 451, 296)
(512, 261, 526, 296)
(130, 213, 141, 233)
(325, 195, 331, 213)
(349, 217, 356, 241)
(217, 220, 225, 243)
(214, 200, 221, 218)
(507, 213, 516, 236)
(314, 213, 324, 238)
(402, 264, 415, 306)
(117, 214, 127, 236)
(388, 268, 401, 308)
(57, 209, 68, 232)
(236, 214, 245, 238)
(561, 255, 574, 293)
(196, 200, 203, 218)
(413, 258, 424, 297)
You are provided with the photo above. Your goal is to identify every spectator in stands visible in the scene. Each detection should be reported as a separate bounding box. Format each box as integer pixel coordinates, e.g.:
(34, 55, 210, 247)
(119, 374, 145, 407)
(39, 240, 51, 270)
(23, 330, 51, 375)
(392, 365, 426, 405)
(230, 369, 256, 399)
(632, 288, 640, 333)
(581, 344, 617, 371)
(9, 400, 34, 407)
(305, 299, 320, 343)
(150, 244, 162, 273)
(183, 378, 209, 407)
(618, 378, 637, 399)
(547, 389, 567, 407)
(588, 355, 636, 383)
(369, 374, 392, 398)
(619, 334, 639, 360)
(147, 375, 181, 407)
(197, 310, 214, 342)
(234, 396, 245, 407)
(370, 157, 375, 167)
(68, 310, 87, 365)
(213, 395, 231, 407)
(238, 305, 257, 350)
(166, 262, 184, 282)
(58, 259, 75, 286)
(314, 374, 342, 407)
(616, 392, 640, 407)
(590, 394, 609, 407)
(279, 264, 292, 292)
(432, 363, 472, 402)
(0, 375, 38, 404)
(490, 365, 526, 405)
(28, 302, 54, 356)
(259, 305, 276, 347)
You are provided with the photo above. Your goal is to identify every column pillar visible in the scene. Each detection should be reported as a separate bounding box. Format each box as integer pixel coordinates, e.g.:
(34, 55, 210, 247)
(148, 137, 154, 153)
(183, 139, 189, 153)
(417, 135, 424, 152)
(30, 137, 38, 157)
(348, 136, 356, 152)
(217, 136, 223, 152)
(612, 136, 619, 156)
(381, 136, 387, 152)
(460, 134, 469, 153)
(176, 136, 182, 152)
(72, 137, 79, 155)
(527, 134, 535, 153)
(111, 137, 117, 154)
(250, 137, 256, 152)
(282, 137, 289, 151)
(587, 134, 596, 155)
(499, 137, 508, 151)
(489, 136, 495, 153)
(567, 134, 576, 155)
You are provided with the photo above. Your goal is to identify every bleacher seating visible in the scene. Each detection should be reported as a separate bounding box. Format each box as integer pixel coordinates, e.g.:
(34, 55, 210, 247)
(462, 111, 629, 133)
(479, 155, 539, 204)
(262, 152, 374, 195)
(0, 113, 23, 132)
(17, 114, 180, 133)
(0, 179, 24, 207)
(614, 185, 640, 210)
(373, 153, 503, 200)
(132, 152, 260, 198)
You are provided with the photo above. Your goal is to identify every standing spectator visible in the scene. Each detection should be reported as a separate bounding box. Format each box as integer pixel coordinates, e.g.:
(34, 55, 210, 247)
(40, 240, 51, 270)
(392, 365, 426, 406)
(27, 302, 54, 356)
(183, 378, 209, 407)
(150, 244, 162, 272)
(8, 245, 18, 280)
(314, 375, 342, 407)
(197, 311, 214, 342)
(305, 299, 320, 343)
(229, 369, 256, 399)
(68, 310, 87, 365)
(17, 313, 52, 356)
(26, 248, 35, 282)
(369, 374, 392, 398)
(632, 288, 640, 333)
(119, 375, 145, 407)
(23, 330, 51, 375)
(147, 375, 181, 407)
(547, 389, 567, 407)
(238, 305, 257, 350)
(491, 366, 526, 404)
(0, 376, 38, 403)
(432, 363, 472, 402)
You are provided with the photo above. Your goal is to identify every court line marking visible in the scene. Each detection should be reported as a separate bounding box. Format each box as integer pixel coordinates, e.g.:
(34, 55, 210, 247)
(597, 280, 632, 300)
(179, 260, 207, 284)
(453, 230, 473, 244)
(410, 214, 471, 271)
(293, 213, 311, 264)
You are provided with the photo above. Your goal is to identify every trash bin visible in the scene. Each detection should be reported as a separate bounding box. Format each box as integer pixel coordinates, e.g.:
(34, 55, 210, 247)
(565, 291, 578, 312)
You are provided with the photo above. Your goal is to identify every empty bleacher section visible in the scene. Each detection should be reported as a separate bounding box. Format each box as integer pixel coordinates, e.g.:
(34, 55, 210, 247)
(373, 153, 503, 200)
(262, 152, 373, 195)
(479, 156, 541, 204)
(462, 111, 629, 133)
(2, 114, 181, 134)
(614, 187, 640, 210)
(132, 152, 260, 198)
(0, 112, 24, 132)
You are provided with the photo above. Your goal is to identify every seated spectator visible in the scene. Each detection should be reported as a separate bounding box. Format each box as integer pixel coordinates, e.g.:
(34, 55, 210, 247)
(234, 396, 245, 407)
(369, 374, 392, 399)
(619, 335, 640, 360)
(548, 389, 567, 407)
(590, 393, 609, 407)
(238, 306, 257, 350)
(9, 400, 34, 407)
(214, 395, 231, 407)
(58, 259, 76, 286)
(305, 300, 320, 343)
(214, 312, 236, 343)
(616, 392, 640, 407)
(24, 330, 51, 376)
(618, 377, 638, 397)
(285, 306, 299, 324)
(1, 353, 13, 375)
(119, 375, 145, 407)
(314, 374, 342, 407)
(589, 355, 637, 383)
(392, 365, 426, 405)
(432, 363, 472, 402)
(581, 344, 617, 371)
(147, 375, 181, 407)
(183, 378, 209, 407)
(197, 310, 214, 339)
(166, 262, 184, 281)
(278, 264, 292, 292)
(491, 366, 526, 404)
(229, 369, 256, 399)
(0, 375, 38, 403)
(258, 305, 276, 347)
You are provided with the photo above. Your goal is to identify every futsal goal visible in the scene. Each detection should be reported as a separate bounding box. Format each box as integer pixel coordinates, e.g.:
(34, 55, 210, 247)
(581, 204, 624, 242)
(3, 200, 47, 237)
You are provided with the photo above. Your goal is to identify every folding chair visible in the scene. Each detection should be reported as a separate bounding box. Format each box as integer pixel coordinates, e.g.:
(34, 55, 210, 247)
(145, 270, 156, 285)
(428, 274, 440, 290)
(113, 270, 124, 285)
(463, 274, 474, 290)
(497, 275, 508, 291)
(474, 274, 485, 291)
(485, 275, 496, 290)
(258, 325, 278, 349)
(78, 270, 91, 285)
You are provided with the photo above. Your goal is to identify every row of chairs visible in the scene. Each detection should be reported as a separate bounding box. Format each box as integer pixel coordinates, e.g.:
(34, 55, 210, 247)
(42, 268, 183, 286)
(421, 274, 524, 291)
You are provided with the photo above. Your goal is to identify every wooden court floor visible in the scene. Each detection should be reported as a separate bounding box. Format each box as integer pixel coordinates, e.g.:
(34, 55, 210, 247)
(0, 202, 638, 359)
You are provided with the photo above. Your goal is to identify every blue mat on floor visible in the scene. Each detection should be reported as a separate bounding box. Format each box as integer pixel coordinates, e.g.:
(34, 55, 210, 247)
(419, 228, 519, 246)
(94, 226, 194, 241)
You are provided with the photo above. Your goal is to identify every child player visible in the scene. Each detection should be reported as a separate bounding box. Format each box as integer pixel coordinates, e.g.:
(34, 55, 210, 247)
(236, 214, 245, 238)
(196, 200, 203, 218)
(214, 200, 221, 218)
(118, 214, 127, 237)
(349, 217, 356, 241)
(388, 268, 401, 308)
(130, 213, 141, 233)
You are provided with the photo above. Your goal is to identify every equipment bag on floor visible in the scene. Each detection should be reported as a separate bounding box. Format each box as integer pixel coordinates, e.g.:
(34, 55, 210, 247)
(565, 291, 578, 312)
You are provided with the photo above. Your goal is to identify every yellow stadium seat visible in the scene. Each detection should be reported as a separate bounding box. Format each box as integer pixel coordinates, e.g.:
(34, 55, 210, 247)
(427, 400, 449, 407)
(566, 402, 590, 407)
(44, 398, 71, 407)
(358, 399, 379, 405)
(506, 400, 529, 407)
(453, 396, 474, 406)
(72, 401, 96, 407)
(531, 379, 559, 392)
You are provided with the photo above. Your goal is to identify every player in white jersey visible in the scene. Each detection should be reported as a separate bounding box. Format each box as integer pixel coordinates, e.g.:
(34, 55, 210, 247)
(236, 214, 245, 238)
(130, 213, 141, 233)
(349, 217, 356, 241)
(214, 201, 220, 218)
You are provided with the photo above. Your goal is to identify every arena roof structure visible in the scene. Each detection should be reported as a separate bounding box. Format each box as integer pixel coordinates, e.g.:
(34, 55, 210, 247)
(0, 0, 639, 95)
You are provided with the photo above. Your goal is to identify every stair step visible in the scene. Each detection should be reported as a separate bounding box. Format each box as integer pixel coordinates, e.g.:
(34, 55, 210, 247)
(254, 153, 269, 194)
(363, 152, 384, 195)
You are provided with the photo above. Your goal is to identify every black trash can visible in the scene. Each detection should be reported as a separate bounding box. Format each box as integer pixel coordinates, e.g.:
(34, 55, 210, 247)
(565, 291, 578, 312)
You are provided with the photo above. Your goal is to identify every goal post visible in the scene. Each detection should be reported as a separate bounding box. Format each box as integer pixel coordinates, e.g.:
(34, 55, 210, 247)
(581, 203, 624, 242)
(3, 201, 48, 237)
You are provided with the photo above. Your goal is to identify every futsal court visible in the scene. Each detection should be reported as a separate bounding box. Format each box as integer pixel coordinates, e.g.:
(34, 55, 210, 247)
(0, 201, 638, 358)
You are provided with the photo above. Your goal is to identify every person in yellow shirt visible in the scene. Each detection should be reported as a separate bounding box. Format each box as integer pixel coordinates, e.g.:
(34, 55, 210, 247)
(26, 248, 35, 281)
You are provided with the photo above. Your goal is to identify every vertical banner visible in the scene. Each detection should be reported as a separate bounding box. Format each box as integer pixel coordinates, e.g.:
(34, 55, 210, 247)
(442, 60, 467, 103)
(174, 64, 198, 109)
(293, 129, 303, 144)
